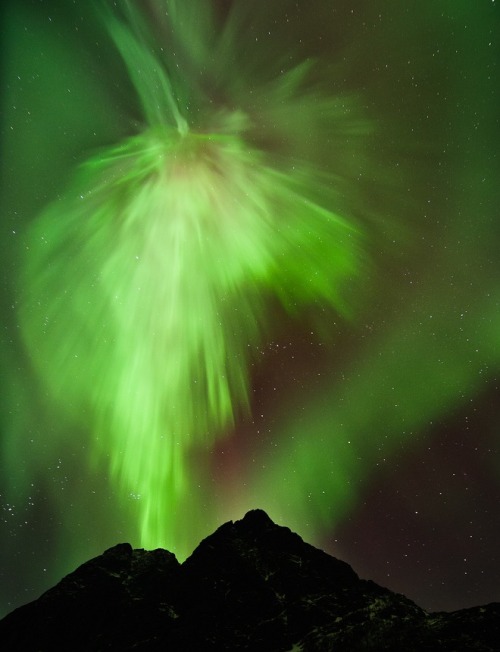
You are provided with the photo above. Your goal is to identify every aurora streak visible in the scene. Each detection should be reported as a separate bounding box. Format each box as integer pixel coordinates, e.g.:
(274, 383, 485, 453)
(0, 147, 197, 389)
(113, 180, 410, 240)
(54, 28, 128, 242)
(18, 1, 367, 556)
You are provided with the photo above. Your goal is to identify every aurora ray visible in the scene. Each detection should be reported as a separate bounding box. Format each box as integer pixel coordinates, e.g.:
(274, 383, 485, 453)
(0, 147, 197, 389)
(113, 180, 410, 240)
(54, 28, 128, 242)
(19, 1, 369, 556)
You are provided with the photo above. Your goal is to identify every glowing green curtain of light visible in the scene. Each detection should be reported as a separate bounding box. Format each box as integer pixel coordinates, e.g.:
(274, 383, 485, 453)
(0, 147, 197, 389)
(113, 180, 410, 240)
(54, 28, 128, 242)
(18, 1, 369, 557)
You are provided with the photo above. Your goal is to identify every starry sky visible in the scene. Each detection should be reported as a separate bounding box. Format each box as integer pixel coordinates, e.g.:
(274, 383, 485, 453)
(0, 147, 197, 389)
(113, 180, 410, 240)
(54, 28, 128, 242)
(1, 0, 499, 618)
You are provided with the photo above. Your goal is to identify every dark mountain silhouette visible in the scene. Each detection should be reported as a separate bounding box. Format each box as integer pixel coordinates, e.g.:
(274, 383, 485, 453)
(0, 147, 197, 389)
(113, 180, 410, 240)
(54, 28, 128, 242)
(1, 509, 498, 650)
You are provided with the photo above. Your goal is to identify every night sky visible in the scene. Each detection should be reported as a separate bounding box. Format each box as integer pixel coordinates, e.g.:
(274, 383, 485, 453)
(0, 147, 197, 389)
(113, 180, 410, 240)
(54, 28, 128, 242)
(1, 0, 499, 618)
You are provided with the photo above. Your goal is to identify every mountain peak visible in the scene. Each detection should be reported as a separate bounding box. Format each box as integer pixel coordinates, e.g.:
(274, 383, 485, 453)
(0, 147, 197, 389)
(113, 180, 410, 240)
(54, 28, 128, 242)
(239, 507, 276, 528)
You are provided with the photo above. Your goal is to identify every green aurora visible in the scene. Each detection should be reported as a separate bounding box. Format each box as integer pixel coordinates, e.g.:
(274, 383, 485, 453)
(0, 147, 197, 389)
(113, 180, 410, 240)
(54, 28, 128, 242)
(1, 0, 498, 613)
(14, 1, 370, 557)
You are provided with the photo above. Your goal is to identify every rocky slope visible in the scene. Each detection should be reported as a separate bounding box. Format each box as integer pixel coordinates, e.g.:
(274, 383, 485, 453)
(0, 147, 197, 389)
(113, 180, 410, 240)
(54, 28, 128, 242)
(1, 509, 498, 650)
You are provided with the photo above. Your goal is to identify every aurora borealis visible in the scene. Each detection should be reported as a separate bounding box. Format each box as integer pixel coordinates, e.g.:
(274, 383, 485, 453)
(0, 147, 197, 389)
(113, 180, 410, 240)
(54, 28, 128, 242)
(1, 0, 499, 617)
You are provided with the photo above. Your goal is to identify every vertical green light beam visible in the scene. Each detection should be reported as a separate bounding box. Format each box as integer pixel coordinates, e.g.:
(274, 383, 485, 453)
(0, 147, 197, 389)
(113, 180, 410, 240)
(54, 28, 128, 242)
(19, 1, 369, 557)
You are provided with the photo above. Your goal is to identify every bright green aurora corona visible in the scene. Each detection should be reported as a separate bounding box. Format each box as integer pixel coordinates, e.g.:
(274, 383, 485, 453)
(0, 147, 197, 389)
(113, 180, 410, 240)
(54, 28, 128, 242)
(19, 1, 369, 555)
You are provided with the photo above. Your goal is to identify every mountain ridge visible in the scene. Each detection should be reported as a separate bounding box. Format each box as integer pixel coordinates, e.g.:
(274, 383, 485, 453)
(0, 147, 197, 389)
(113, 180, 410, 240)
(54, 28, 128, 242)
(1, 509, 498, 650)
